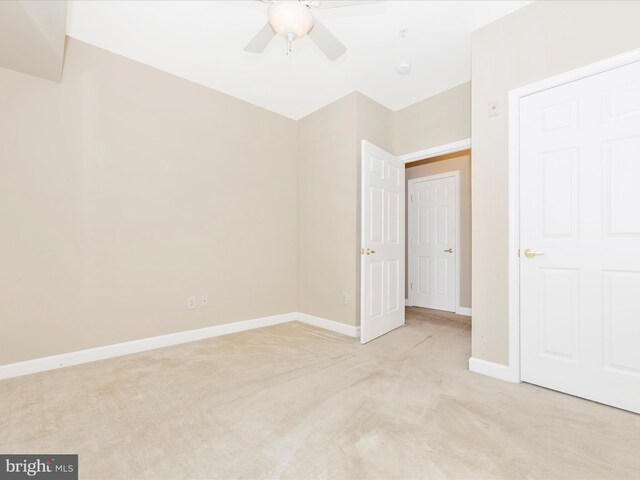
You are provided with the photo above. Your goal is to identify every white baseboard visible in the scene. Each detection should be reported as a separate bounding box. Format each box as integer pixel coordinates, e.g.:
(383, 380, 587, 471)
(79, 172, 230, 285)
(405, 298, 412, 307)
(296, 313, 360, 338)
(468, 357, 520, 383)
(0, 312, 362, 381)
(0, 313, 297, 381)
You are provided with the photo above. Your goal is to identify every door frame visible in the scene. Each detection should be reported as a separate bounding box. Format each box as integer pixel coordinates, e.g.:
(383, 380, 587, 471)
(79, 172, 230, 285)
(359, 138, 471, 339)
(505, 47, 640, 384)
(398, 138, 471, 164)
(407, 171, 462, 314)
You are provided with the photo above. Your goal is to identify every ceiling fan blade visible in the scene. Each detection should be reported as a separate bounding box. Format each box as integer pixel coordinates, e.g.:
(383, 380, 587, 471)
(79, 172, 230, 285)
(310, 1, 383, 9)
(308, 20, 347, 60)
(244, 23, 275, 53)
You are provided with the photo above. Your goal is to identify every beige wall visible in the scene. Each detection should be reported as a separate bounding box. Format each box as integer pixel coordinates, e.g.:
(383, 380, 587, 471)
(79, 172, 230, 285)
(297, 93, 359, 325)
(1, 37, 472, 364)
(356, 92, 394, 154)
(405, 151, 471, 308)
(297, 92, 393, 326)
(471, 0, 640, 365)
(0, 38, 298, 365)
(394, 82, 471, 156)
(0, 1, 67, 82)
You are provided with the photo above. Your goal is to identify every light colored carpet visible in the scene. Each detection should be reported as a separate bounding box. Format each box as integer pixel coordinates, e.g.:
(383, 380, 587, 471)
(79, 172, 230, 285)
(1, 308, 639, 479)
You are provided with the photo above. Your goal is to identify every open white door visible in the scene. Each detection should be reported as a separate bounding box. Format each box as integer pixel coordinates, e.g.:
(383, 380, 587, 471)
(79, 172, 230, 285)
(360, 140, 405, 344)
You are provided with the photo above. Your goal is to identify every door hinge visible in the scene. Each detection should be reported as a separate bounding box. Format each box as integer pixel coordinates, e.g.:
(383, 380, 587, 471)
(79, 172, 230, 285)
(410, 194, 414, 202)
(410, 282, 413, 290)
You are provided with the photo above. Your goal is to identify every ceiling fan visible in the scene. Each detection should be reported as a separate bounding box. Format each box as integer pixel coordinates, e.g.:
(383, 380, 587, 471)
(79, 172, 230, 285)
(243, 0, 380, 60)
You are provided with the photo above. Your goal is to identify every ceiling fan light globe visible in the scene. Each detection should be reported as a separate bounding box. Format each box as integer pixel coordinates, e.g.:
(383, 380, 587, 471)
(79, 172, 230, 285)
(267, 2, 314, 39)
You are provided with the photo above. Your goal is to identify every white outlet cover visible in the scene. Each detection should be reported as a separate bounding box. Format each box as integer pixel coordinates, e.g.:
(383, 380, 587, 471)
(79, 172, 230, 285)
(187, 296, 197, 309)
(201, 295, 208, 306)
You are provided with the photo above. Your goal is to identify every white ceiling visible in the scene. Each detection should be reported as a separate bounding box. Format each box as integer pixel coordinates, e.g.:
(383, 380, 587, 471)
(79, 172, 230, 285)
(66, 0, 530, 120)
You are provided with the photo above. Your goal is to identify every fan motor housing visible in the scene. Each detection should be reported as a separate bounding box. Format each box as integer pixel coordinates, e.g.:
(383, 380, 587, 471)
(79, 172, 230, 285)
(267, 2, 314, 39)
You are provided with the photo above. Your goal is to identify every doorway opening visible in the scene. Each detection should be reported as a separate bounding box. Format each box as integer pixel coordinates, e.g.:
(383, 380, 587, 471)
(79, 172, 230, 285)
(360, 139, 472, 345)
(405, 149, 472, 316)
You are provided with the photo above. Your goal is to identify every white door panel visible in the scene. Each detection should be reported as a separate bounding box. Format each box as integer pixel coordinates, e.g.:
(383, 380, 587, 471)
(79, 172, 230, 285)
(520, 60, 640, 413)
(360, 141, 405, 343)
(409, 175, 456, 312)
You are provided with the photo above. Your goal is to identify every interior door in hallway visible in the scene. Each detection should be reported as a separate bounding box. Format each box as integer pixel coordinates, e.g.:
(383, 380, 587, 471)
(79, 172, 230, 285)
(360, 140, 405, 344)
(519, 59, 640, 413)
(408, 174, 457, 312)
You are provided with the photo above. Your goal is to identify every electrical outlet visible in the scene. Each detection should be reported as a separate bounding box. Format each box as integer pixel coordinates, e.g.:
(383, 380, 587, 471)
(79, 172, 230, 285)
(341, 292, 348, 305)
(187, 296, 197, 310)
(201, 295, 208, 306)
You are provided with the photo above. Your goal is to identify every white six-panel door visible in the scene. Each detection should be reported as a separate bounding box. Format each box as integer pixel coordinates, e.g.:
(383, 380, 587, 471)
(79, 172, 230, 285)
(360, 141, 405, 344)
(408, 175, 457, 312)
(520, 60, 640, 413)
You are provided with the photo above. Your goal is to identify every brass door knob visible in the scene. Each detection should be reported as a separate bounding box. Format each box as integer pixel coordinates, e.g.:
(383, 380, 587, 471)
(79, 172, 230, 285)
(444, 248, 453, 253)
(361, 248, 376, 255)
(524, 248, 545, 258)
